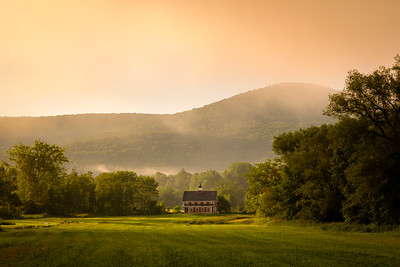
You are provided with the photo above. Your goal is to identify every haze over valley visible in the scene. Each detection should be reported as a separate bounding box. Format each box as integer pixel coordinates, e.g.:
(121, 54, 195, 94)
(0, 83, 334, 174)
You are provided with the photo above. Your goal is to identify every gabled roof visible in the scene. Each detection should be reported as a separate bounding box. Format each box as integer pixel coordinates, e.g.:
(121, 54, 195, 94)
(182, 191, 217, 201)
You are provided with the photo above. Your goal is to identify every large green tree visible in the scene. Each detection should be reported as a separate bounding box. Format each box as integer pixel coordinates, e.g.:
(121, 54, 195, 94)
(325, 56, 400, 224)
(95, 171, 137, 215)
(7, 140, 68, 214)
(245, 160, 282, 216)
(273, 125, 347, 221)
(132, 175, 160, 214)
(325, 55, 400, 145)
(64, 170, 96, 215)
(95, 171, 160, 215)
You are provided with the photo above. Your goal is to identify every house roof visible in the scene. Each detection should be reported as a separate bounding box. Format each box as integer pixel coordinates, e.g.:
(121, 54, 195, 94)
(182, 191, 217, 201)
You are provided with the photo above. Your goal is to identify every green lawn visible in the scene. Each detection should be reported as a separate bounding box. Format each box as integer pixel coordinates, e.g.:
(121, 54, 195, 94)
(1, 215, 399, 266)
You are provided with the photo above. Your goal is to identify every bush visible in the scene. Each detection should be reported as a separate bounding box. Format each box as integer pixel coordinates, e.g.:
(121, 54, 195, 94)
(0, 204, 21, 219)
(172, 205, 182, 214)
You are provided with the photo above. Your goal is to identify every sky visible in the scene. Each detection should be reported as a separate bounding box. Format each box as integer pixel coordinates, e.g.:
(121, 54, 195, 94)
(1, 0, 399, 117)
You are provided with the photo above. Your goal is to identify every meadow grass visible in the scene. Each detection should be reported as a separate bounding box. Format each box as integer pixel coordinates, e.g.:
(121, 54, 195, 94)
(1, 214, 399, 266)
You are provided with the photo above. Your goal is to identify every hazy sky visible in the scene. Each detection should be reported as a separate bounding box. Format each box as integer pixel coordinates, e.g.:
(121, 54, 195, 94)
(1, 0, 399, 116)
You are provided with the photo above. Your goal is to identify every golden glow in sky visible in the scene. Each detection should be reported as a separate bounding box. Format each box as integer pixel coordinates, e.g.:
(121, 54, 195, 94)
(1, 0, 400, 116)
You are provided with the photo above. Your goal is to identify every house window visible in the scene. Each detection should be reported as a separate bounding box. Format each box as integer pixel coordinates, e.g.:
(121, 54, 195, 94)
(207, 208, 210, 211)
(200, 202, 203, 205)
(188, 202, 191, 204)
(194, 202, 197, 205)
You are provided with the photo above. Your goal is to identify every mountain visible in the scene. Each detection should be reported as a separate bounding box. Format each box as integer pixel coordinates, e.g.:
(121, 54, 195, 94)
(0, 83, 335, 173)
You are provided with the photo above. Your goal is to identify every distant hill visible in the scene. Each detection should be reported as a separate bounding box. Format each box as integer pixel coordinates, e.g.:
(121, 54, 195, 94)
(0, 83, 335, 173)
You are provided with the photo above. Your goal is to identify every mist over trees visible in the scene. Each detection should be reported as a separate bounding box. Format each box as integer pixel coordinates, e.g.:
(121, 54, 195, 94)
(0, 83, 334, 172)
(1, 58, 399, 225)
(0, 140, 251, 217)
(246, 56, 400, 224)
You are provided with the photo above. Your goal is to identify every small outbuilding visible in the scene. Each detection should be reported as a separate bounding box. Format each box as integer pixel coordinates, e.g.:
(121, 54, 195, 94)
(182, 184, 218, 213)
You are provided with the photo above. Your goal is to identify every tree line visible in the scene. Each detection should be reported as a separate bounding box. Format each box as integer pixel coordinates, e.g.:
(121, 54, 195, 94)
(0, 140, 245, 218)
(0, 141, 163, 217)
(245, 56, 400, 225)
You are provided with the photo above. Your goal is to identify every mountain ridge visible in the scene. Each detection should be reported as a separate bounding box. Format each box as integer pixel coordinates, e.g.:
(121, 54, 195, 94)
(0, 83, 336, 173)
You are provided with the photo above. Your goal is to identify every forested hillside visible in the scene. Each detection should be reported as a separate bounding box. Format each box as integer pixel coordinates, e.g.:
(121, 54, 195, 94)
(0, 83, 334, 173)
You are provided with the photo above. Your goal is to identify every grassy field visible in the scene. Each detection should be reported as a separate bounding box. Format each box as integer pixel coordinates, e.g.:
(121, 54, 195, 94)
(1, 214, 399, 266)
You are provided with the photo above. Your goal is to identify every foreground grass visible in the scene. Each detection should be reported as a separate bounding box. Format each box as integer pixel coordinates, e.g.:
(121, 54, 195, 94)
(1, 215, 399, 266)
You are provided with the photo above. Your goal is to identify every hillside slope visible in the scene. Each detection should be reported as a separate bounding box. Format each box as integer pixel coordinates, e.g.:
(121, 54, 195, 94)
(0, 83, 335, 173)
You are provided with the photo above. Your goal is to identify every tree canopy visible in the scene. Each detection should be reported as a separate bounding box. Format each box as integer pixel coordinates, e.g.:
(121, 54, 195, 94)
(246, 56, 400, 224)
(7, 140, 68, 214)
(325, 55, 400, 145)
(1, 141, 163, 217)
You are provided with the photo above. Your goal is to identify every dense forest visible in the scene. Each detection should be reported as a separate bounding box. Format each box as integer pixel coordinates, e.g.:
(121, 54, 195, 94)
(246, 56, 400, 224)
(1, 57, 399, 225)
(0, 83, 334, 173)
